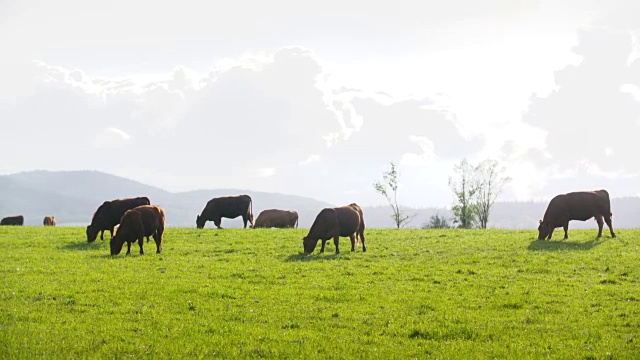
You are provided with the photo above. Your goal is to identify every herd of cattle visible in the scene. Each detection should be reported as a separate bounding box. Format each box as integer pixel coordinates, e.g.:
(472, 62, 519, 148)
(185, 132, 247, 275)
(0, 189, 617, 255)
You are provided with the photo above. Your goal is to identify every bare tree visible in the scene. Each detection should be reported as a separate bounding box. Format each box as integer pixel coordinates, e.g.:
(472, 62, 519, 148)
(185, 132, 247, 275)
(448, 159, 477, 229)
(472, 159, 511, 229)
(373, 162, 411, 229)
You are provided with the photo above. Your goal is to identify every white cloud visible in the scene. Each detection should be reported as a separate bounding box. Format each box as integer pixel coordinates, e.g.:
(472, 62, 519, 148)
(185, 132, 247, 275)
(299, 155, 321, 165)
(93, 127, 131, 149)
(4, 1, 640, 207)
(255, 168, 276, 178)
(522, 27, 640, 191)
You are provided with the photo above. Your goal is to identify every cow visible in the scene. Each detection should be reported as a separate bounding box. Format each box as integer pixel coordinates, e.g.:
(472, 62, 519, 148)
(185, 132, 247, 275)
(196, 195, 254, 229)
(86, 197, 150, 243)
(253, 209, 298, 228)
(43, 216, 56, 226)
(302, 203, 366, 254)
(537, 189, 616, 240)
(110, 205, 165, 256)
(0, 215, 24, 226)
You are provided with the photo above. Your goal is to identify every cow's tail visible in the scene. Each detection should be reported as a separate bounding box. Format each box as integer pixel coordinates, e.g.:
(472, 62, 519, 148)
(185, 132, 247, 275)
(249, 197, 254, 227)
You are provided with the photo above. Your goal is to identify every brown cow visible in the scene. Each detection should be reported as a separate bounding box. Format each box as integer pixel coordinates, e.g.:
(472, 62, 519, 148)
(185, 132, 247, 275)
(253, 209, 298, 228)
(1, 215, 24, 226)
(196, 195, 254, 229)
(86, 197, 150, 242)
(537, 189, 615, 240)
(110, 205, 165, 256)
(43, 216, 56, 226)
(303, 204, 366, 254)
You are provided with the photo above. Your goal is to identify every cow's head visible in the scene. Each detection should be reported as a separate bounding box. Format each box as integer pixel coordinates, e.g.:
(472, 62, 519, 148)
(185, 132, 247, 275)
(110, 235, 125, 256)
(196, 215, 205, 229)
(86, 225, 99, 243)
(302, 236, 318, 254)
(537, 220, 552, 240)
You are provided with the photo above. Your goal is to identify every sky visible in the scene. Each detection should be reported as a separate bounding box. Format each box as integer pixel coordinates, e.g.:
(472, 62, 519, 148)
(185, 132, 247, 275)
(1, 0, 639, 208)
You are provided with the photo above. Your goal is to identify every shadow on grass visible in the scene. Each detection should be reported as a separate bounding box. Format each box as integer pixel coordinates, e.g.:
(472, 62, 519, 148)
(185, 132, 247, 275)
(59, 241, 103, 251)
(527, 238, 610, 252)
(284, 253, 342, 262)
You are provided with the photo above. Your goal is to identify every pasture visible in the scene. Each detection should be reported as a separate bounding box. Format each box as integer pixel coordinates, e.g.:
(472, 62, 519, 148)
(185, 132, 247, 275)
(0, 226, 638, 359)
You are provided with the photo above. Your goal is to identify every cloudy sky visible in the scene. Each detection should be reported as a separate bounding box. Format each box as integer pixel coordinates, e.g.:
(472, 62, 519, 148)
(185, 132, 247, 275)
(1, 0, 639, 208)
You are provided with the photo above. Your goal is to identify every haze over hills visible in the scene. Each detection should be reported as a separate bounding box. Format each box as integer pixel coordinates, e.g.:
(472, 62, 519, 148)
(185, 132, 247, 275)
(0, 170, 639, 231)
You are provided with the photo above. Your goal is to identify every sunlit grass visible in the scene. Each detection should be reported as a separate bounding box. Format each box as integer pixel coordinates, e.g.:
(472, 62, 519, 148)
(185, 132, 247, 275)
(0, 226, 638, 359)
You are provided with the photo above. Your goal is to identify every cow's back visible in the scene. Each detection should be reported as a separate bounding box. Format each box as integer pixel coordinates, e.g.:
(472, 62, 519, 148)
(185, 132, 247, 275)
(544, 190, 611, 224)
(307, 208, 340, 240)
(565, 191, 611, 221)
(254, 209, 280, 227)
(91, 197, 150, 228)
(135, 205, 165, 237)
(1, 215, 24, 226)
(119, 205, 164, 238)
(334, 206, 361, 236)
(206, 196, 251, 218)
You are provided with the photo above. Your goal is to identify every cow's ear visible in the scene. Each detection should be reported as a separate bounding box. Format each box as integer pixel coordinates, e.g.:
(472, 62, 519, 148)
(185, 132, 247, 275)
(539, 220, 542, 224)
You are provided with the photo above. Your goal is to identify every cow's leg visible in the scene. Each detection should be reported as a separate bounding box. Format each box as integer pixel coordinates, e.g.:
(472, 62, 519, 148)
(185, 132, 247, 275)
(109, 228, 114, 239)
(360, 230, 367, 252)
(563, 223, 569, 240)
(349, 234, 356, 252)
(595, 215, 604, 238)
(139, 237, 144, 255)
(546, 229, 554, 240)
(100, 230, 105, 241)
(214, 217, 222, 229)
(333, 236, 340, 254)
(153, 231, 162, 254)
(604, 215, 616, 238)
(126, 241, 132, 255)
(242, 215, 248, 228)
(320, 239, 327, 253)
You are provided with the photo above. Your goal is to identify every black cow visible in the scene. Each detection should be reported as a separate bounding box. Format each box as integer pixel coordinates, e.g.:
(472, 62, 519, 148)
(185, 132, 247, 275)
(537, 189, 615, 240)
(86, 197, 150, 242)
(196, 195, 254, 229)
(1, 215, 24, 226)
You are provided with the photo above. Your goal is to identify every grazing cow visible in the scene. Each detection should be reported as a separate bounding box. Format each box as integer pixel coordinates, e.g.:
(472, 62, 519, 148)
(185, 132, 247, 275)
(86, 197, 150, 242)
(196, 195, 254, 229)
(0, 215, 24, 226)
(110, 205, 165, 256)
(537, 189, 616, 240)
(43, 216, 56, 226)
(253, 209, 298, 228)
(303, 204, 366, 254)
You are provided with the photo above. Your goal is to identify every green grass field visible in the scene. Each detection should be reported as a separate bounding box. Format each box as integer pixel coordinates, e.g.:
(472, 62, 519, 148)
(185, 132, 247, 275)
(0, 226, 638, 359)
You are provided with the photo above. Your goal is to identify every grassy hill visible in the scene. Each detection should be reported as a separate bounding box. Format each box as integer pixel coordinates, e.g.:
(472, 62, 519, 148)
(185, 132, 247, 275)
(0, 227, 636, 358)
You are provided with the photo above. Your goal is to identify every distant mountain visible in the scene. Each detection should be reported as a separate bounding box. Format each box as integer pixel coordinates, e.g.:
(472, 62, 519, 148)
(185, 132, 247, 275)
(1, 170, 639, 229)
(0, 170, 333, 227)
